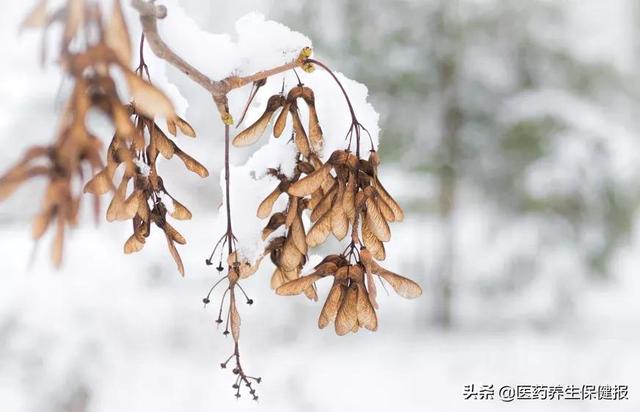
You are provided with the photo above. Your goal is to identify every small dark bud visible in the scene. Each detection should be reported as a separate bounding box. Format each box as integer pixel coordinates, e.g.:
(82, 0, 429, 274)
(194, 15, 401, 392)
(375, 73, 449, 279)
(232, 384, 239, 389)
(256, 377, 262, 383)
(246, 299, 254, 305)
(250, 389, 255, 395)
(235, 393, 241, 399)
(202, 298, 210, 305)
(220, 363, 227, 369)
(253, 396, 259, 401)
(216, 265, 224, 272)
(216, 318, 223, 324)
(223, 330, 230, 336)
(232, 368, 240, 375)
(205, 259, 213, 266)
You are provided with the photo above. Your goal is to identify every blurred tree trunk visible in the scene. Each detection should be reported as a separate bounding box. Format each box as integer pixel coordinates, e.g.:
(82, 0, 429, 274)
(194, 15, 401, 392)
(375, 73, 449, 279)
(433, 3, 462, 329)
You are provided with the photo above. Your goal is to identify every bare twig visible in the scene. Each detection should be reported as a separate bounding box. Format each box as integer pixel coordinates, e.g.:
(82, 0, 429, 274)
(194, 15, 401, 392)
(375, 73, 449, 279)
(130, 0, 305, 121)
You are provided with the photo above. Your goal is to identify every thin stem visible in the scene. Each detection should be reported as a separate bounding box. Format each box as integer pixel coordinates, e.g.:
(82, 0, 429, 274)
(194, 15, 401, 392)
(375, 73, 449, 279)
(305, 58, 372, 158)
(224, 124, 233, 254)
(304, 58, 357, 123)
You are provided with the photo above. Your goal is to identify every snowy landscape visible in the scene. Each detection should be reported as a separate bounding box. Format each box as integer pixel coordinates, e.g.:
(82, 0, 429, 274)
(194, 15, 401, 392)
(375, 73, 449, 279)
(1, 0, 640, 411)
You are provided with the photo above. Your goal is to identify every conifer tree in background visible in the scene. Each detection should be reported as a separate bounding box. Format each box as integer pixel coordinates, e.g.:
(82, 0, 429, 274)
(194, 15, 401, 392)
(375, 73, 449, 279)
(274, 0, 639, 327)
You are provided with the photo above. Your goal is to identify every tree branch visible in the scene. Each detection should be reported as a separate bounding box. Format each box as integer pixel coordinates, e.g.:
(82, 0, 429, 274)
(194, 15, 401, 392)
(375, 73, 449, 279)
(130, 0, 306, 121)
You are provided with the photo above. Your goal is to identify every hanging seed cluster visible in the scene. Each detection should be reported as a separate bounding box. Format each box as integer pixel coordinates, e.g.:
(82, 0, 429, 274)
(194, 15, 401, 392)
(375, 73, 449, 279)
(233, 75, 422, 335)
(0, 0, 204, 269)
(84, 103, 208, 275)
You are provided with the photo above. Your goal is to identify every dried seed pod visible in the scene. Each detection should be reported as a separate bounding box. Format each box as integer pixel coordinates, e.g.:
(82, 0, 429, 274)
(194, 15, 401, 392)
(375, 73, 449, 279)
(335, 282, 358, 336)
(257, 187, 283, 219)
(233, 95, 284, 147)
(300, 87, 323, 152)
(288, 163, 331, 197)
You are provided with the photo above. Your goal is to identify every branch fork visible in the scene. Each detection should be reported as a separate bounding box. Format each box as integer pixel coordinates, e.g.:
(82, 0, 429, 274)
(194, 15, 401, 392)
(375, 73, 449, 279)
(131, 0, 308, 122)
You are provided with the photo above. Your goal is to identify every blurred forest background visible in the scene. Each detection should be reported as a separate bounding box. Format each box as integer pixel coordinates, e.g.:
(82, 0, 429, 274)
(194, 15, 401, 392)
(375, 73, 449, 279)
(1, 1, 640, 411)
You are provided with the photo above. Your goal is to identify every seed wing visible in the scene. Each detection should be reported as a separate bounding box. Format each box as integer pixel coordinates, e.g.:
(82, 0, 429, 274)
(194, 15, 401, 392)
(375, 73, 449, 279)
(335, 284, 358, 336)
(288, 163, 331, 197)
(365, 197, 391, 242)
(125, 71, 175, 119)
(257, 188, 282, 219)
(276, 274, 323, 296)
(318, 282, 344, 329)
(105, 0, 131, 66)
(375, 265, 422, 299)
(356, 282, 378, 331)
(165, 233, 185, 276)
(306, 212, 332, 247)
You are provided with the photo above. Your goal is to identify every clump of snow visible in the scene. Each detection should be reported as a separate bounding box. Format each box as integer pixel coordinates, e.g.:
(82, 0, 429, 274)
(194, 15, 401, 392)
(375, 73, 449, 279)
(133, 158, 151, 177)
(156, 191, 175, 214)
